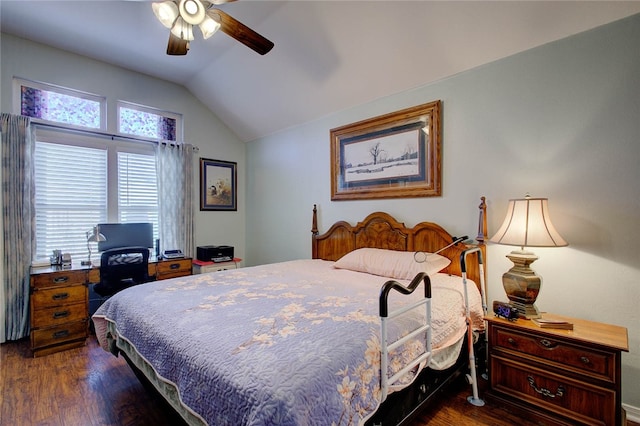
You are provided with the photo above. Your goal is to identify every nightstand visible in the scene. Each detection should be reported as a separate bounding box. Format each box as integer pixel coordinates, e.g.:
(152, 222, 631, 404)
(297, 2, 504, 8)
(486, 313, 629, 425)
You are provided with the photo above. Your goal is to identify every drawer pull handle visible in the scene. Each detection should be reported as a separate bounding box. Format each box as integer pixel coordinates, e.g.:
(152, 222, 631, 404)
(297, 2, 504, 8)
(538, 338, 557, 349)
(170, 263, 180, 270)
(53, 310, 70, 319)
(580, 356, 590, 364)
(53, 276, 69, 283)
(527, 376, 564, 399)
(53, 330, 69, 339)
(52, 292, 69, 300)
(507, 337, 516, 346)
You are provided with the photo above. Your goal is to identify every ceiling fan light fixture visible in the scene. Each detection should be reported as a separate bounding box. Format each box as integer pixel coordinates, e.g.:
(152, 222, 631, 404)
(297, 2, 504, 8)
(152, 1, 179, 29)
(199, 16, 221, 39)
(171, 17, 195, 41)
(179, 0, 206, 26)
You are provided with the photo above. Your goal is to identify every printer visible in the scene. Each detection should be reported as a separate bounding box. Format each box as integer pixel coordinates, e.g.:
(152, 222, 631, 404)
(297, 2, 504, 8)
(197, 245, 234, 262)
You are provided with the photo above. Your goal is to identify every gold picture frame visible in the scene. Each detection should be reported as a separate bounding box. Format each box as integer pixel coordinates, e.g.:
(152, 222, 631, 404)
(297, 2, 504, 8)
(200, 158, 237, 211)
(330, 100, 441, 200)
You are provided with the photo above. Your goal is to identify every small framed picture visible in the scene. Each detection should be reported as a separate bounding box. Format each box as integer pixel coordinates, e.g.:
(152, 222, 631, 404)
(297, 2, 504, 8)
(199, 158, 237, 211)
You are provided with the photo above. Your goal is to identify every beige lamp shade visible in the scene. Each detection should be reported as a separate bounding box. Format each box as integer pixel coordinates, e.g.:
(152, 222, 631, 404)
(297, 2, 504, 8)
(490, 196, 567, 249)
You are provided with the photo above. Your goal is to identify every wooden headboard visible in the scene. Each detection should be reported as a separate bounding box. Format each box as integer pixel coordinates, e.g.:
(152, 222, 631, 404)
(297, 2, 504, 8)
(311, 198, 487, 288)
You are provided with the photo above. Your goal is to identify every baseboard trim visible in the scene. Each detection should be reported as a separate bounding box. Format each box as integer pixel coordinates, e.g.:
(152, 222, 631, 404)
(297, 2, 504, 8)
(623, 403, 640, 423)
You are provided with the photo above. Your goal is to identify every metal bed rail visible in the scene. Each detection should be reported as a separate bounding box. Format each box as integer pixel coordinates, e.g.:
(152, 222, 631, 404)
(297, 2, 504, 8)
(379, 272, 432, 402)
(459, 247, 487, 406)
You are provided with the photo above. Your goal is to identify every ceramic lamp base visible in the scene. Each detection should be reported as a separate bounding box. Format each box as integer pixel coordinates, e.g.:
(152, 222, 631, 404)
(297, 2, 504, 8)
(502, 250, 543, 319)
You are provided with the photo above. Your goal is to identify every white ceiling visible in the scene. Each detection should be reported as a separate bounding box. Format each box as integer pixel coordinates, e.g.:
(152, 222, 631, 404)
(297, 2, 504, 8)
(2, 1, 640, 142)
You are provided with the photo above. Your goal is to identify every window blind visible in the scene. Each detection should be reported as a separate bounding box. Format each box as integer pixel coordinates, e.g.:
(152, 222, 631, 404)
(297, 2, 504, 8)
(34, 142, 108, 260)
(117, 152, 159, 235)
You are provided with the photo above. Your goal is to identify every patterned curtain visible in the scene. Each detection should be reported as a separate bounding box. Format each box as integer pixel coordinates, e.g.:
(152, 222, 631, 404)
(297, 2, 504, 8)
(155, 143, 194, 258)
(1, 113, 33, 342)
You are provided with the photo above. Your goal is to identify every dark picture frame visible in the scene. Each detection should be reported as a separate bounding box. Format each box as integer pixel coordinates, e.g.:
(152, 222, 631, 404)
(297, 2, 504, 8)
(200, 158, 237, 211)
(330, 100, 442, 200)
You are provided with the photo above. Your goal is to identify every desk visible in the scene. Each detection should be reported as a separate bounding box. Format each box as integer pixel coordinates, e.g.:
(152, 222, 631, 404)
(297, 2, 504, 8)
(29, 257, 192, 357)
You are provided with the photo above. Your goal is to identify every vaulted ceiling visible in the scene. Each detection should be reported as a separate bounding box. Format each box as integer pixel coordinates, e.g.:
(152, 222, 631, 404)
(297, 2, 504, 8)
(2, 1, 640, 142)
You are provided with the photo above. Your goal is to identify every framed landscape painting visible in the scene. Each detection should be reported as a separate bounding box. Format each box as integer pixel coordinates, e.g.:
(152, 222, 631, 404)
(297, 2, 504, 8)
(330, 101, 442, 200)
(200, 158, 237, 211)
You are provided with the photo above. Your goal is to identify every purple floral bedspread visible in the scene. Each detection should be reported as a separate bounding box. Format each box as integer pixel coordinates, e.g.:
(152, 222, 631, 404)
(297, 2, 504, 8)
(94, 259, 483, 426)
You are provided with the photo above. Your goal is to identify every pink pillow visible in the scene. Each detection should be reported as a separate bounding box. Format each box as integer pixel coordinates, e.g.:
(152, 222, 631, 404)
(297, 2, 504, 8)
(333, 248, 451, 280)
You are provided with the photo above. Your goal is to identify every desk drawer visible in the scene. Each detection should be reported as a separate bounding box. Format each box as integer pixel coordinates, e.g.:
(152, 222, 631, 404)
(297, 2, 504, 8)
(31, 320, 87, 350)
(491, 325, 615, 382)
(32, 303, 87, 328)
(491, 355, 615, 425)
(32, 269, 86, 289)
(32, 285, 87, 309)
(156, 258, 192, 279)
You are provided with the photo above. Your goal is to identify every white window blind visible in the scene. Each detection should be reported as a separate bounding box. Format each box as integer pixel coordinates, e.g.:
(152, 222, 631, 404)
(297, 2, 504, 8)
(33, 137, 160, 263)
(34, 142, 108, 260)
(118, 152, 159, 232)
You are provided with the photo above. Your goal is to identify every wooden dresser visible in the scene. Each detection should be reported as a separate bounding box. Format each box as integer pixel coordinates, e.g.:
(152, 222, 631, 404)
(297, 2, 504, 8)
(30, 257, 192, 357)
(30, 267, 90, 357)
(486, 313, 629, 425)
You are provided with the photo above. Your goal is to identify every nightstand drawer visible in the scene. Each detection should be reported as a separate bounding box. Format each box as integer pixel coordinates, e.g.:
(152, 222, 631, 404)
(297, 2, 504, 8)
(491, 355, 615, 425)
(31, 269, 86, 289)
(31, 285, 87, 309)
(31, 320, 88, 350)
(31, 303, 87, 328)
(491, 325, 615, 382)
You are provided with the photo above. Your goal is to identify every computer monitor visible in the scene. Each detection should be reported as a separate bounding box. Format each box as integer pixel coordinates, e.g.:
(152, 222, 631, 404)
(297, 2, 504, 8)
(97, 222, 154, 252)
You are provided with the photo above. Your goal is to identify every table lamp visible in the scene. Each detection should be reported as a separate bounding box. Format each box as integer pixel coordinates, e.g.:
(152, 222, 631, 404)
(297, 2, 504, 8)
(82, 225, 106, 266)
(490, 195, 567, 319)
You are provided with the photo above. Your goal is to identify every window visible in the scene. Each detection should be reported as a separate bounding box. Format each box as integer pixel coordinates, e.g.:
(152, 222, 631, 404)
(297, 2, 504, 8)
(15, 78, 105, 131)
(118, 101, 181, 142)
(33, 130, 158, 262)
(16, 78, 182, 262)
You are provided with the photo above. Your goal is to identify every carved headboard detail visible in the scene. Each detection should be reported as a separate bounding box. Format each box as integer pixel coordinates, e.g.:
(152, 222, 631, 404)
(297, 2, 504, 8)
(311, 199, 487, 288)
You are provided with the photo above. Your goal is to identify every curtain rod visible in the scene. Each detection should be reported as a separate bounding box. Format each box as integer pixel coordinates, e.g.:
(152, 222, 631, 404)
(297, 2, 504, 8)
(31, 121, 199, 151)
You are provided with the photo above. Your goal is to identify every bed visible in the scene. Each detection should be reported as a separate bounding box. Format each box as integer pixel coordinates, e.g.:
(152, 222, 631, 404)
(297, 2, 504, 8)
(93, 200, 488, 426)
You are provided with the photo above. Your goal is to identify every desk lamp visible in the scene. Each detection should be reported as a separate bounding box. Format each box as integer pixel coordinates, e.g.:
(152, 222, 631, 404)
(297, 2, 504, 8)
(82, 226, 106, 266)
(490, 195, 567, 319)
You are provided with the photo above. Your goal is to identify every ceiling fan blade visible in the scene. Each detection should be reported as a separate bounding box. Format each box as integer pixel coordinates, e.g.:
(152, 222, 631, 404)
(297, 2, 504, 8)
(167, 32, 189, 56)
(208, 9, 274, 55)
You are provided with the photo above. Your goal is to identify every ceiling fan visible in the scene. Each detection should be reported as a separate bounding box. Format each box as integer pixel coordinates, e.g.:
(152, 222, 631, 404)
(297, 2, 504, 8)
(152, 0, 274, 56)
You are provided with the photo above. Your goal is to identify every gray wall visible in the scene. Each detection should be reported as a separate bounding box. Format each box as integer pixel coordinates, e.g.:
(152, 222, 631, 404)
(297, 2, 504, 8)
(246, 14, 640, 411)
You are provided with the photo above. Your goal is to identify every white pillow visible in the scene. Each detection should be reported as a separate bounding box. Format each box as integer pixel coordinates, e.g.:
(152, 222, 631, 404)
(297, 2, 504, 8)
(333, 247, 451, 280)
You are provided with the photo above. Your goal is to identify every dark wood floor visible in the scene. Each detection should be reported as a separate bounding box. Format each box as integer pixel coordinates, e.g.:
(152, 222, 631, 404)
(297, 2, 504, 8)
(1, 337, 637, 426)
